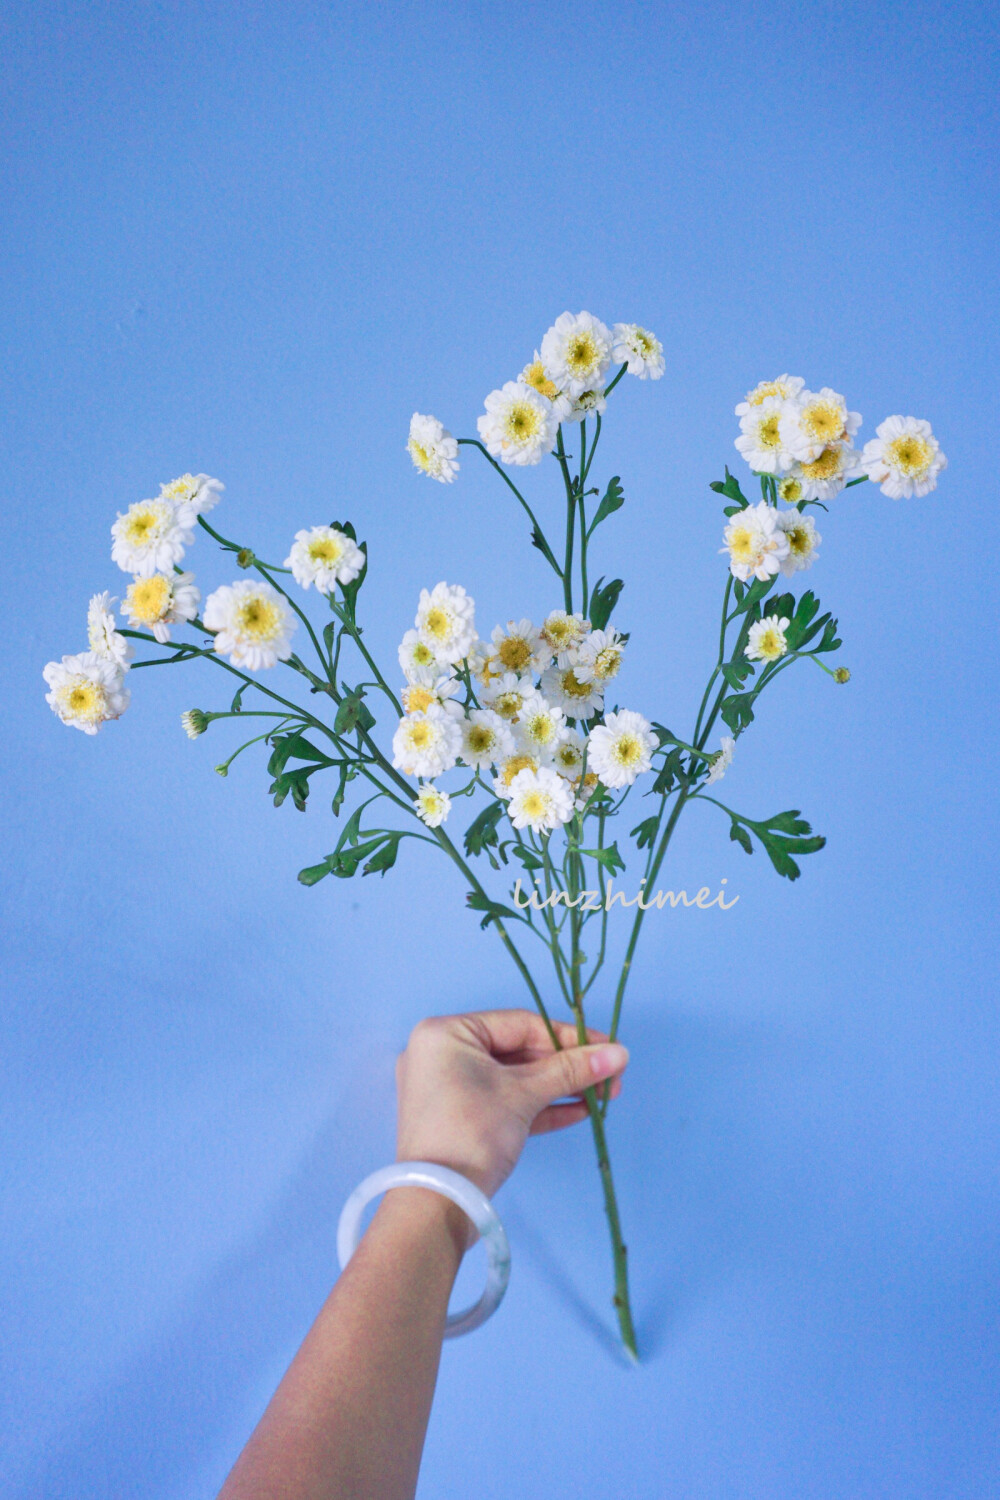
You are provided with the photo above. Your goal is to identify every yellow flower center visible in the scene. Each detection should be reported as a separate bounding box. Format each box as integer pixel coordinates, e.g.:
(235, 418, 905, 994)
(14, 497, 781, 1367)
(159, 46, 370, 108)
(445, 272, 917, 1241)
(523, 361, 559, 400)
(403, 685, 435, 713)
(161, 474, 197, 501)
(237, 594, 283, 641)
(801, 401, 845, 444)
(467, 725, 494, 754)
(886, 434, 933, 476)
(613, 734, 642, 766)
(497, 636, 532, 671)
(779, 478, 803, 502)
(633, 328, 655, 355)
(544, 618, 573, 645)
(593, 647, 621, 680)
(412, 641, 435, 666)
(749, 379, 790, 405)
(565, 331, 602, 379)
(526, 713, 555, 745)
(308, 535, 344, 564)
(504, 401, 545, 442)
(757, 628, 785, 658)
(493, 692, 524, 720)
(60, 679, 105, 723)
(556, 743, 581, 768)
(127, 574, 172, 622)
(500, 754, 537, 787)
(756, 414, 782, 449)
(560, 669, 593, 700)
(786, 525, 812, 557)
(407, 721, 433, 749)
(423, 607, 452, 642)
(408, 440, 433, 472)
(124, 507, 157, 541)
(800, 446, 842, 480)
(728, 524, 755, 562)
(520, 791, 549, 820)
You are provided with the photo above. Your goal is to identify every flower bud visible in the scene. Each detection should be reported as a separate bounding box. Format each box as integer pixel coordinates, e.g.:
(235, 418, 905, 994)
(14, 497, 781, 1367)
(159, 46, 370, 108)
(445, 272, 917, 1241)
(236, 548, 255, 569)
(181, 708, 209, 738)
(214, 763, 229, 777)
(833, 667, 851, 684)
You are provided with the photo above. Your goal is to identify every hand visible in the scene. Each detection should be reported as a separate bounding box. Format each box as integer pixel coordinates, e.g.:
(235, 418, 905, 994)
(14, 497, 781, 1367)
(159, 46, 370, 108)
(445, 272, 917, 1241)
(394, 1009, 629, 1214)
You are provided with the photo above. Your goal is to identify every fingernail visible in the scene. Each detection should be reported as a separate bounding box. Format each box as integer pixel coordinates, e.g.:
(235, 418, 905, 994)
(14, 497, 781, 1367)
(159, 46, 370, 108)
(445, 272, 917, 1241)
(589, 1043, 628, 1078)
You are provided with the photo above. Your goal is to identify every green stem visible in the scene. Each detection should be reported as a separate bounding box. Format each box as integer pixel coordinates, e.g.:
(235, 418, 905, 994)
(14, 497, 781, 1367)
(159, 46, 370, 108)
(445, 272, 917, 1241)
(458, 439, 561, 578)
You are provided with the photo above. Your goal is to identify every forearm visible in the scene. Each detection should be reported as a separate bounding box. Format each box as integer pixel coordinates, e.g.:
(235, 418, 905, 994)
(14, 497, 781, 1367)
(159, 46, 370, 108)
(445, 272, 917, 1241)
(218, 1187, 468, 1500)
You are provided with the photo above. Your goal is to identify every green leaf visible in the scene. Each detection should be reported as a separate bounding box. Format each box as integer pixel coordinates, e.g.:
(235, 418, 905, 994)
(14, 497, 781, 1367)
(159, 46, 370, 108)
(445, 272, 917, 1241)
(589, 576, 624, 631)
(530, 524, 560, 571)
(466, 890, 520, 930)
(362, 833, 402, 877)
(297, 860, 332, 886)
(512, 845, 544, 871)
(328, 837, 386, 878)
(720, 691, 757, 733)
(709, 467, 749, 507)
(331, 762, 351, 816)
(267, 733, 333, 776)
(231, 683, 247, 713)
(334, 690, 366, 734)
(464, 800, 504, 858)
(722, 659, 755, 690)
(729, 820, 753, 855)
(652, 746, 686, 796)
(630, 816, 660, 851)
(588, 476, 625, 532)
(323, 619, 337, 654)
(650, 722, 675, 747)
(725, 808, 826, 881)
(579, 841, 625, 875)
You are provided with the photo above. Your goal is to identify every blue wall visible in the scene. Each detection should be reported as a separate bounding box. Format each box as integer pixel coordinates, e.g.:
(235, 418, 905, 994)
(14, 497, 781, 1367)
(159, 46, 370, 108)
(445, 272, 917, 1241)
(3, 2, 997, 1495)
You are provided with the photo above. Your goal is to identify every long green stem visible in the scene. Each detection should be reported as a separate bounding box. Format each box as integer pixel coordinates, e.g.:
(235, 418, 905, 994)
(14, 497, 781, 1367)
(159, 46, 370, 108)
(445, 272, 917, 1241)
(458, 439, 561, 578)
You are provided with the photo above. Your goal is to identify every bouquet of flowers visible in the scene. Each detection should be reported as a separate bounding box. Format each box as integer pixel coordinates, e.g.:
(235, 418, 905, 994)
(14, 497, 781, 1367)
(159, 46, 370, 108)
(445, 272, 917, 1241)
(44, 311, 946, 1362)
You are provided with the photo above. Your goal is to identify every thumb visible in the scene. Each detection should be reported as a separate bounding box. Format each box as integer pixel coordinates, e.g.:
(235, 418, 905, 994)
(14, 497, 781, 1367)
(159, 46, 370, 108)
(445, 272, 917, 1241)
(527, 1041, 629, 1107)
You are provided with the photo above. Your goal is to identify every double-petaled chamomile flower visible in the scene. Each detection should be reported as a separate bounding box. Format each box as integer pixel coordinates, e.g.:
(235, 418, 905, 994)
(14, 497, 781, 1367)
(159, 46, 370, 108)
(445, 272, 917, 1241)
(43, 652, 130, 734)
(407, 414, 460, 483)
(541, 610, 590, 665)
(488, 619, 552, 677)
(790, 441, 863, 502)
(492, 752, 541, 800)
(158, 473, 224, 517)
(481, 672, 534, 722)
(286, 526, 365, 595)
(539, 662, 605, 719)
(746, 615, 791, 662)
(111, 497, 195, 576)
(477, 381, 559, 466)
(552, 727, 586, 779)
(122, 571, 201, 643)
(401, 675, 464, 718)
(861, 416, 947, 498)
(460, 709, 515, 770)
(392, 703, 462, 779)
(721, 501, 791, 582)
(87, 591, 134, 670)
(415, 582, 477, 665)
(735, 396, 797, 475)
(612, 324, 665, 380)
(398, 628, 443, 684)
(519, 353, 573, 420)
(776, 511, 821, 575)
(514, 693, 566, 763)
(415, 785, 452, 827)
(735, 376, 805, 416)
(780, 388, 861, 464)
(203, 580, 297, 670)
(575, 627, 626, 685)
(587, 710, 656, 790)
(506, 766, 575, 832)
(706, 736, 735, 785)
(540, 311, 613, 399)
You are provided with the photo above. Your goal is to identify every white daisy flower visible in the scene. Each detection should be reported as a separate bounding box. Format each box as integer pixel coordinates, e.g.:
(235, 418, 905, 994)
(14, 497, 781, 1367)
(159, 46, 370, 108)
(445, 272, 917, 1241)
(398, 628, 443, 684)
(552, 728, 586, 779)
(181, 709, 209, 738)
(539, 662, 605, 719)
(540, 610, 591, 665)
(720, 500, 791, 583)
(43, 651, 130, 735)
(734, 396, 797, 475)
(480, 671, 534, 722)
(587, 709, 656, 789)
(514, 693, 566, 763)
(111, 497, 194, 577)
(158, 473, 224, 518)
(612, 323, 665, 380)
(460, 708, 515, 770)
(562, 386, 607, 424)
(706, 735, 735, 785)
(780, 388, 862, 464)
(519, 353, 574, 420)
(477, 380, 559, 466)
(488, 618, 552, 677)
(507, 766, 575, 832)
(415, 784, 452, 828)
(775, 511, 822, 576)
(492, 752, 541, 800)
(787, 442, 864, 502)
(203, 580, 297, 670)
(746, 615, 791, 662)
(539, 311, 613, 399)
(407, 413, 460, 483)
(86, 591, 133, 670)
(735, 375, 804, 416)
(122, 570, 200, 643)
(391, 704, 462, 779)
(285, 525, 365, 595)
(401, 674, 464, 719)
(575, 627, 626, 685)
(415, 582, 477, 665)
(861, 415, 947, 499)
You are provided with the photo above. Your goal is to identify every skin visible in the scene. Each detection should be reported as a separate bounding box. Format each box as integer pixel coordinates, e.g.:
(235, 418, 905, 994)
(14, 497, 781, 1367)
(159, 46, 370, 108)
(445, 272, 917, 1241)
(217, 1009, 629, 1500)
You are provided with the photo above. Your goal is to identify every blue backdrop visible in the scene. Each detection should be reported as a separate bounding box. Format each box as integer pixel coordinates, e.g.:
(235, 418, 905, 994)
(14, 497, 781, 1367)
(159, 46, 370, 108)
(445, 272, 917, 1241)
(3, 2, 997, 1496)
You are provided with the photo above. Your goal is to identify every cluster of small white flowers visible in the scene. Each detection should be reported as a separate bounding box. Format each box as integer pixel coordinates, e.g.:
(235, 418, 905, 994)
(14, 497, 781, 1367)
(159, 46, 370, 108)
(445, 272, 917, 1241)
(392, 588, 654, 831)
(733, 376, 946, 502)
(409, 310, 664, 477)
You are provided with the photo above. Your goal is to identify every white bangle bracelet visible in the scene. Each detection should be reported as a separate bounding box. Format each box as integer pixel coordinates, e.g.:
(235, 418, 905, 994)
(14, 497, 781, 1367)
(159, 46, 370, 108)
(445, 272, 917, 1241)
(336, 1161, 511, 1338)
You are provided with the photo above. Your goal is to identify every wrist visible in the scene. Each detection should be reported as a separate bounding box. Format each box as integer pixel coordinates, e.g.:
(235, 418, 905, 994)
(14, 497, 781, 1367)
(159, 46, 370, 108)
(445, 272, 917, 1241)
(378, 1184, 474, 1261)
